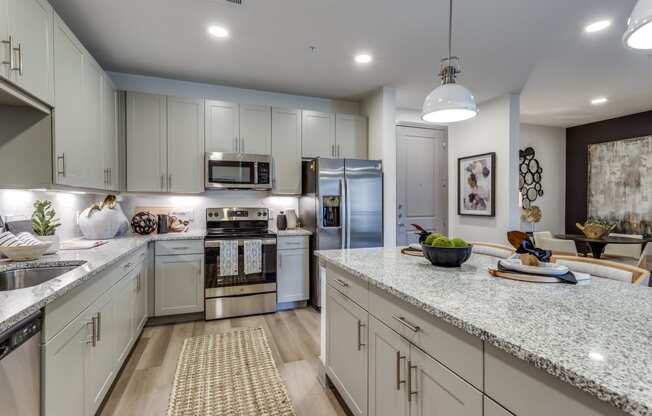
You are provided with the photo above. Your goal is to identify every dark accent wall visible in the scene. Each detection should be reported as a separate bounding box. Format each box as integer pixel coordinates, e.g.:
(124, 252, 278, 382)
(565, 110, 652, 233)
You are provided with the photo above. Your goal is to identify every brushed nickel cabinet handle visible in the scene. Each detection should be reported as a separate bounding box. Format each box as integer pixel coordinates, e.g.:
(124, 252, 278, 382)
(14, 43, 22, 76)
(1, 36, 14, 68)
(168, 174, 172, 190)
(56, 154, 65, 176)
(357, 320, 366, 351)
(392, 315, 420, 333)
(334, 278, 349, 288)
(396, 351, 406, 390)
(407, 361, 418, 401)
(87, 318, 97, 347)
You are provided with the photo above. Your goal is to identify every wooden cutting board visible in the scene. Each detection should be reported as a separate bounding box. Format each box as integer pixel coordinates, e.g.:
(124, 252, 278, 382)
(401, 247, 424, 257)
(488, 268, 564, 283)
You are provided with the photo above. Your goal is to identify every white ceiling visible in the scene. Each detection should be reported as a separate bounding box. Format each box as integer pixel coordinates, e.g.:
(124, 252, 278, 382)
(48, 0, 651, 127)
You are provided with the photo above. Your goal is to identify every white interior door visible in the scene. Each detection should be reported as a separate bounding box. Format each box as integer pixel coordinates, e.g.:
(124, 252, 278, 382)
(396, 126, 448, 246)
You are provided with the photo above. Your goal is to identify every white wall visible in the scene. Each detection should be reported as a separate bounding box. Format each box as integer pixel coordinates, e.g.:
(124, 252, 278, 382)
(362, 87, 397, 247)
(448, 94, 521, 244)
(519, 124, 566, 234)
(109, 72, 360, 114)
(0, 190, 99, 240)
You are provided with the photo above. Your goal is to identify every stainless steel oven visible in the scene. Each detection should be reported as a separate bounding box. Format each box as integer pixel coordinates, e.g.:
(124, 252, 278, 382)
(204, 208, 277, 320)
(205, 153, 272, 190)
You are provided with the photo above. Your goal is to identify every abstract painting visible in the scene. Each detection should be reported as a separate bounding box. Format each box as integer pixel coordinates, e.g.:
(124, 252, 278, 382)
(458, 152, 495, 216)
(588, 136, 652, 235)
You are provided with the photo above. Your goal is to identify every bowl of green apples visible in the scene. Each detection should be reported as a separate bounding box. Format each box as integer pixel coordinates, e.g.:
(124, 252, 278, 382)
(421, 234, 472, 268)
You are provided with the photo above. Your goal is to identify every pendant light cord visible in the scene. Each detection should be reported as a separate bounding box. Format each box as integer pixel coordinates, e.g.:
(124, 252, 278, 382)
(448, 0, 453, 61)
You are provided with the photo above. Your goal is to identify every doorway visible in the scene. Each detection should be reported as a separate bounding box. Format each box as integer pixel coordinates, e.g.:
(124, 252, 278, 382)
(396, 125, 448, 246)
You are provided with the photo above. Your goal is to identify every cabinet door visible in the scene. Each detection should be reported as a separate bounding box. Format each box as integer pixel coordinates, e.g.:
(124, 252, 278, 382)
(126, 92, 167, 192)
(408, 344, 482, 416)
(114, 270, 136, 365)
(0, 0, 8, 81)
(43, 313, 88, 416)
(85, 290, 117, 416)
(240, 104, 271, 154)
(277, 248, 309, 303)
(102, 75, 119, 190)
(53, 14, 86, 187)
(326, 285, 368, 416)
(271, 108, 302, 194)
(134, 261, 148, 334)
(336, 114, 368, 159)
(167, 96, 204, 193)
(302, 110, 335, 158)
(205, 99, 239, 153)
(7, 0, 54, 104)
(155, 254, 204, 316)
(484, 396, 514, 416)
(83, 56, 104, 189)
(369, 316, 410, 416)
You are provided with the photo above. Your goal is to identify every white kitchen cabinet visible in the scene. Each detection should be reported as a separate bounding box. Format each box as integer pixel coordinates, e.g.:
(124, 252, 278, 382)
(155, 253, 204, 316)
(84, 290, 117, 416)
(126, 92, 167, 192)
(83, 56, 104, 189)
(205, 99, 239, 153)
(408, 343, 483, 416)
(240, 104, 271, 154)
(113, 269, 135, 366)
(43, 310, 87, 416)
(326, 285, 368, 416)
(336, 114, 368, 159)
(302, 110, 336, 158)
(1, 0, 54, 104)
(134, 259, 148, 334)
(271, 108, 302, 194)
(102, 76, 119, 190)
(369, 316, 410, 416)
(167, 96, 204, 193)
(277, 245, 309, 303)
(53, 14, 86, 188)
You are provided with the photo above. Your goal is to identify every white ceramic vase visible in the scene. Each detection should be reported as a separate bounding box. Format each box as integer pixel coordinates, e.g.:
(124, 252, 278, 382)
(39, 234, 59, 255)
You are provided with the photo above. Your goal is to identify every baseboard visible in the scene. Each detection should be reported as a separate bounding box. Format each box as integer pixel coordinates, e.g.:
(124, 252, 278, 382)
(145, 312, 204, 327)
(277, 300, 308, 311)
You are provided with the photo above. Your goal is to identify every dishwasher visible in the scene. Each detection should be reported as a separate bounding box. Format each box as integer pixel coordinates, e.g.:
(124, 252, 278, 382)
(0, 311, 42, 416)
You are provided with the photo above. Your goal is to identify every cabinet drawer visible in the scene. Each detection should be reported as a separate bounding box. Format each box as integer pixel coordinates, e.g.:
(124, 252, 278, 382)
(156, 239, 204, 256)
(326, 266, 368, 310)
(368, 285, 483, 389)
(278, 235, 309, 250)
(484, 345, 628, 416)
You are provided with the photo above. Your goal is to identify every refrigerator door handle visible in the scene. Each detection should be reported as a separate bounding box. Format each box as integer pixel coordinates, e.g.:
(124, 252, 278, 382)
(345, 177, 351, 248)
(340, 177, 347, 249)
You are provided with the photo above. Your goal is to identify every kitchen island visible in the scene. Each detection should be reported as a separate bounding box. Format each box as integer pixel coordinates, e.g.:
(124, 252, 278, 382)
(317, 248, 652, 416)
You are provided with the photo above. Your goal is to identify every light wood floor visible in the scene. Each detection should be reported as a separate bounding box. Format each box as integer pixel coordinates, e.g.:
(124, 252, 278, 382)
(99, 308, 348, 416)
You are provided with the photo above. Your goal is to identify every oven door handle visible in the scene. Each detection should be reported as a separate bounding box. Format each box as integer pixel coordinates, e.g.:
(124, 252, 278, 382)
(205, 239, 277, 248)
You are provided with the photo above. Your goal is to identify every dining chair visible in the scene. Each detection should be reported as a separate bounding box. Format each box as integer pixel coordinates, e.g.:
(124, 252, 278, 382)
(603, 233, 643, 260)
(532, 231, 553, 247)
(536, 238, 579, 256)
(471, 242, 515, 259)
(551, 255, 650, 285)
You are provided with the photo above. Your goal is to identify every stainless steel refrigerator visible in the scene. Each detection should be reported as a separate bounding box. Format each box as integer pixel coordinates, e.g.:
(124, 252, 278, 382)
(300, 158, 383, 308)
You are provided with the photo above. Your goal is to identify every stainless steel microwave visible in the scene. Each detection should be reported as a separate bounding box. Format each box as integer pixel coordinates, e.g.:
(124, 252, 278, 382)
(205, 153, 272, 190)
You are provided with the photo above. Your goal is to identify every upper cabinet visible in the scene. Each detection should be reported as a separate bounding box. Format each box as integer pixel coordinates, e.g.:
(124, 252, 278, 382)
(126, 92, 204, 193)
(302, 110, 336, 158)
(102, 76, 119, 191)
(336, 114, 368, 159)
(0, 0, 54, 105)
(271, 108, 302, 195)
(205, 100, 271, 155)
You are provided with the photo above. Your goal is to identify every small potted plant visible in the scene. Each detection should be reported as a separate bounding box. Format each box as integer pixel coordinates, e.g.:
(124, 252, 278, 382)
(32, 200, 61, 253)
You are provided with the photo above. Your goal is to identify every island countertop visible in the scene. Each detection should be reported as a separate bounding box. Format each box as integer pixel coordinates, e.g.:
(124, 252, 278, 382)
(316, 247, 652, 416)
(0, 231, 205, 336)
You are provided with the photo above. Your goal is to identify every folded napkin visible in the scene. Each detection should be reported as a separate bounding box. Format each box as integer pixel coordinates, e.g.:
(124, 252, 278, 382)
(497, 263, 581, 284)
(16, 232, 43, 246)
(0, 232, 21, 247)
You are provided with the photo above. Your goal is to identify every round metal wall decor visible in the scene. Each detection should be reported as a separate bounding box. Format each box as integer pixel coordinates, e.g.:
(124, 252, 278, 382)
(131, 211, 157, 235)
(519, 147, 543, 208)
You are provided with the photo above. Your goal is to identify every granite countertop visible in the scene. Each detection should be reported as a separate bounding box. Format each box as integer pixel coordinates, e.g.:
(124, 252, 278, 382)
(0, 230, 205, 335)
(316, 247, 652, 416)
(274, 229, 312, 236)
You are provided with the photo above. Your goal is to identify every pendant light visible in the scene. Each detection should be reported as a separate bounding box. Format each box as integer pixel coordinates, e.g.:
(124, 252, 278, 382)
(421, 0, 477, 124)
(624, 0, 652, 50)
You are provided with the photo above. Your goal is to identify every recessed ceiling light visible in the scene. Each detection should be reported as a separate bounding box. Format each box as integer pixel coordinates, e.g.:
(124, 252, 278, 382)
(591, 97, 609, 105)
(585, 20, 612, 33)
(354, 53, 373, 64)
(208, 26, 229, 38)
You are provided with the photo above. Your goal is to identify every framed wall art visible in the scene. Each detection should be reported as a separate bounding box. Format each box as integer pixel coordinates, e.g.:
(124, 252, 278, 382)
(458, 152, 496, 217)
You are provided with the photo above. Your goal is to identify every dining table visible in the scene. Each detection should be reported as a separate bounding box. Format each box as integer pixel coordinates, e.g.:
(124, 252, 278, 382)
(555, 234, 652, 259)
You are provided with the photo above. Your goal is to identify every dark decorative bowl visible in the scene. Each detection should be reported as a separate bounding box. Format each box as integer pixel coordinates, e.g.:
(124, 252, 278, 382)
(421, 244, 473, 268)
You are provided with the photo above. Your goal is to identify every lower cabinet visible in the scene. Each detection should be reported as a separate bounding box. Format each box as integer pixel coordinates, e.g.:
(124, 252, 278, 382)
(277, 236, 309, 304)
(326, 285, 368, 416)
(155, 251, 204, 316)
(114, 269, 136, 365)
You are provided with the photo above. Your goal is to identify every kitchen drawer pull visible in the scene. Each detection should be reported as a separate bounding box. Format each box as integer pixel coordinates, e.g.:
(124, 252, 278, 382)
(172, 246, 189, 250)
(87, 317, 97, 347)
(392, 315, 420, 333)
(56, 154, 65, 176)
(357, 320, 366, 351)
(407, 361, 418, 401)
(334, 278, 349, 288)
(396, 351, 406, 390)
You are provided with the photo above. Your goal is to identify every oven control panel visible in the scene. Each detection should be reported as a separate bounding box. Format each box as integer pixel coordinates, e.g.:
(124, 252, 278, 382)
(206, 207, 269, 221)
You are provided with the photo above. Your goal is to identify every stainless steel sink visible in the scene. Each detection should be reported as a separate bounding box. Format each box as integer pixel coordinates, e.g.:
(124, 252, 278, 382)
(0, 264, 85, 291)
